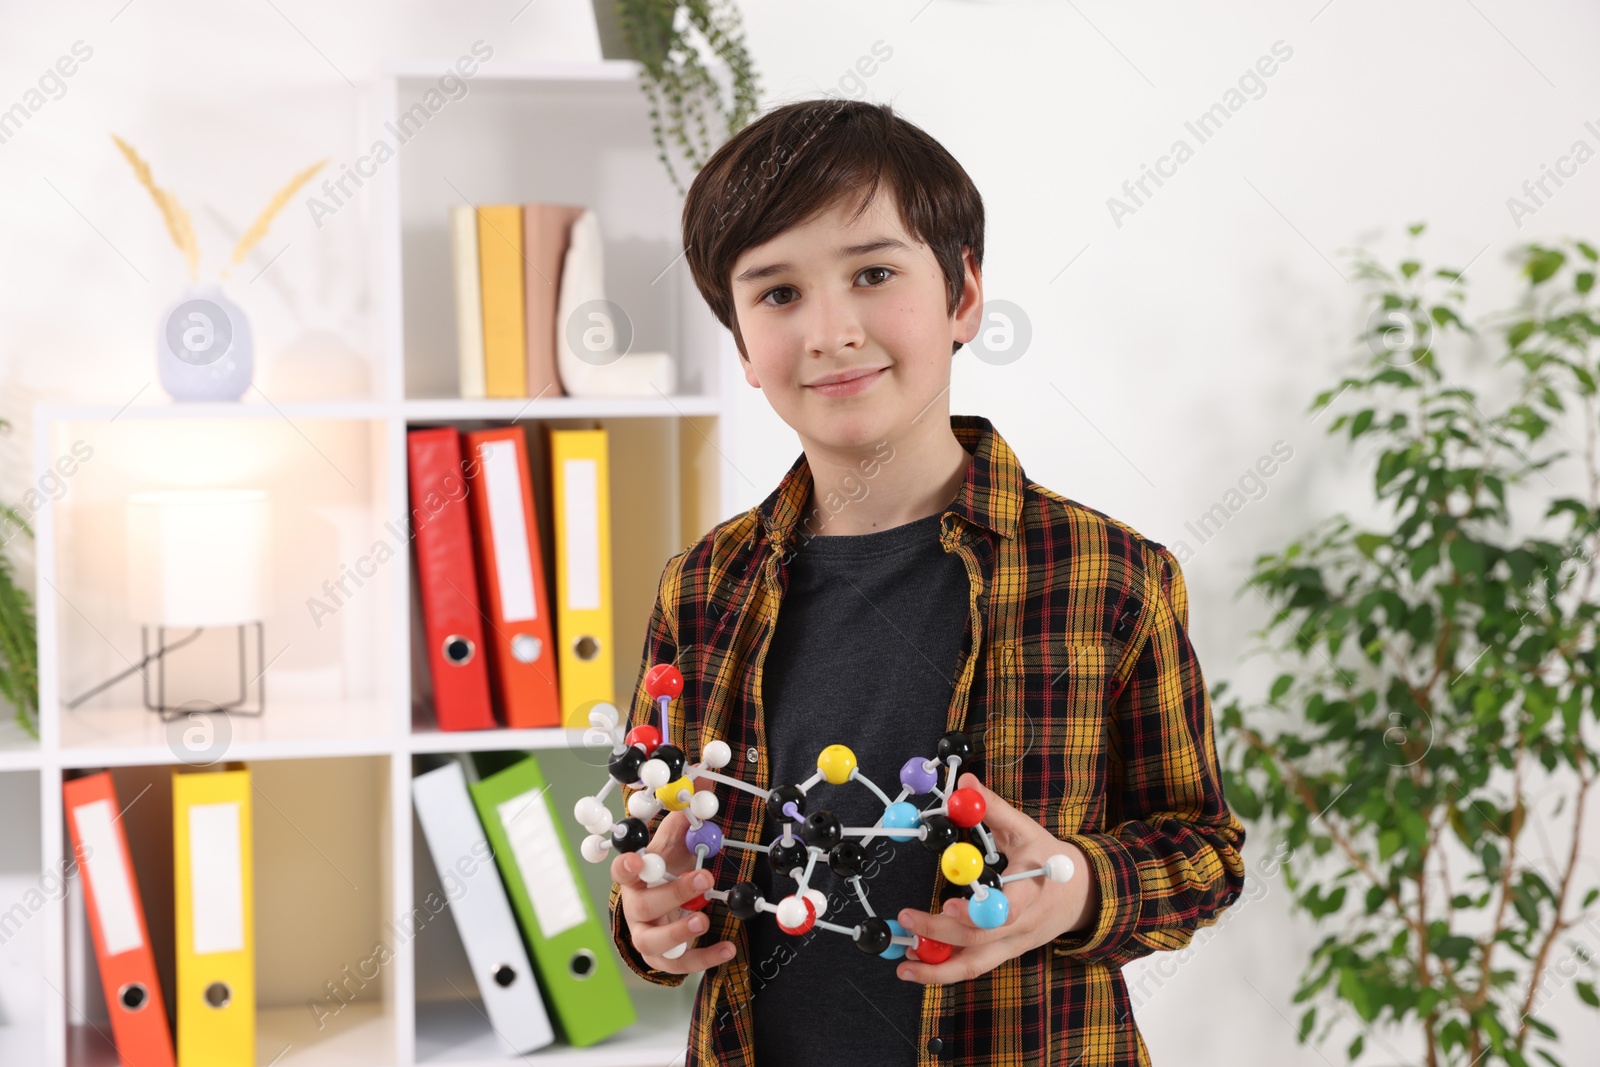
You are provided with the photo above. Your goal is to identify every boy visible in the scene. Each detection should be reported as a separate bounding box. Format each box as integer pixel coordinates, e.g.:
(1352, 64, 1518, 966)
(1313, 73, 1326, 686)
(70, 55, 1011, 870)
(607, 98, 1246, 1066)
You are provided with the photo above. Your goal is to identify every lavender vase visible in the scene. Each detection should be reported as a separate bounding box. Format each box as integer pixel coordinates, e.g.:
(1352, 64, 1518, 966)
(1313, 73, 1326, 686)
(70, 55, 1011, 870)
(156, 284, 254, 401)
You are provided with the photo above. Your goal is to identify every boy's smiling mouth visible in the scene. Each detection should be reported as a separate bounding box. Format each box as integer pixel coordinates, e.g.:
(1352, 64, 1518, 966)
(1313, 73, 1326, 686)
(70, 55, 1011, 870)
(805, 365, 890, 396)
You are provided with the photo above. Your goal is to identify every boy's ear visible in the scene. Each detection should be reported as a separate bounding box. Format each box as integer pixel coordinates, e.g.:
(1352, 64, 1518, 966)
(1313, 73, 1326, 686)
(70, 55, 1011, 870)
(730, 318, 760, 384)
(952, 245, 984, 346)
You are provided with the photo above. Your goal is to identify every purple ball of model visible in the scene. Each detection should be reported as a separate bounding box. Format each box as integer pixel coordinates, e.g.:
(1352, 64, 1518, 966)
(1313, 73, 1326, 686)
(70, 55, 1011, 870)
(899, 756, 938, 795)
(685, 820, 723, 859)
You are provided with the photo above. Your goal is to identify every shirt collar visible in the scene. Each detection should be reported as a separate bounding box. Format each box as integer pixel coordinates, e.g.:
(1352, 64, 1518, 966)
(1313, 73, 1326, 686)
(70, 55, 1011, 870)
(753, 413, 1026, 549)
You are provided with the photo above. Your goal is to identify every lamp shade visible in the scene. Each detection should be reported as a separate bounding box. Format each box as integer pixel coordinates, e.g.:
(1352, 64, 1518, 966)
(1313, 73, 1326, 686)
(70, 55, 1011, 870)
(126, 489, 269, 627)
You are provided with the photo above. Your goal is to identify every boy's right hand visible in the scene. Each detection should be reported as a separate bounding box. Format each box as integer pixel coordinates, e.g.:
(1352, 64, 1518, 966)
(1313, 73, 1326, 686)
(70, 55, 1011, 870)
(612, 807, 738, 974)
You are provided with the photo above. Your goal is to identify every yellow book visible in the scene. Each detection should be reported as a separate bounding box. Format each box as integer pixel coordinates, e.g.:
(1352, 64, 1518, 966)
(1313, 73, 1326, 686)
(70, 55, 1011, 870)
(548, 427, 615, 724)
(477, 204, 528, 398)
(174, 766, 255, 1066)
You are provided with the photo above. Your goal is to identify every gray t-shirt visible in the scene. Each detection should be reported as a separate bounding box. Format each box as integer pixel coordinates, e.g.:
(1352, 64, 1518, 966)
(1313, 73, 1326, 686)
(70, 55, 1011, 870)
(748, 510, 970, 1066)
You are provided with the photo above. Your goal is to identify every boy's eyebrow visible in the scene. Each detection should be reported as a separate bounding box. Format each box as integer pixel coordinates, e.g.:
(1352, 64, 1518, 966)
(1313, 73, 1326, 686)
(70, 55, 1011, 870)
(732, 237, 913, 287)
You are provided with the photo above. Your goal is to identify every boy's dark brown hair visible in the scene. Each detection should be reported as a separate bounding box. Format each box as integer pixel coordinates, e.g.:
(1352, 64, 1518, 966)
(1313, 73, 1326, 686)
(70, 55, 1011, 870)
(681, 98, 985, 361)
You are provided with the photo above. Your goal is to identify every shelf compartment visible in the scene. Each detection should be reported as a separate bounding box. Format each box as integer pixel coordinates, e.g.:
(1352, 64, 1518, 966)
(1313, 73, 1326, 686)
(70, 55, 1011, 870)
(62, 755, 395, 1066)
(387, 67, 728, 404)
(0, 772, 46, 1063)
(40, 415, 400, 755)
(409, 750, 694, 1065)
(406, 415, 714, 737)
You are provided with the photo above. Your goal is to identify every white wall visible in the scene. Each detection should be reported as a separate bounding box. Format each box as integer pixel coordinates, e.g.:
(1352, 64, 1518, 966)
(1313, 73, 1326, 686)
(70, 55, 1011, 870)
(730, 3, 1600, 1063)
(3, 0, 1598, 1062)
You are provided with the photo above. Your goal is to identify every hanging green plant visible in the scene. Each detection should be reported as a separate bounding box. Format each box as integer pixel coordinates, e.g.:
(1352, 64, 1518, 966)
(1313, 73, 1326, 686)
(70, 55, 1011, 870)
(0, 418, 39, 740)
(614, 0, 762, 197)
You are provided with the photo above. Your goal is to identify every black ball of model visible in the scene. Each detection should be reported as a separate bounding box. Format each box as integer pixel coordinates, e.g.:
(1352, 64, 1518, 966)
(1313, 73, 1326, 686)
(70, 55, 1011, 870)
(766, 784, 806, 823)
(802, 810, 843, 849)
(829, 840, 868, 877)
(726, 881, 761, 921)
(942, 864, 1003, 903)
(608, 746, 645, 784)
(769, 837, 808, 877)
(611, 817, 650, 853)
(936, 731, 972, 765)
(854, 916, 893, 955)
(920, 813, 960, 852)
(653, 743, 688, 779)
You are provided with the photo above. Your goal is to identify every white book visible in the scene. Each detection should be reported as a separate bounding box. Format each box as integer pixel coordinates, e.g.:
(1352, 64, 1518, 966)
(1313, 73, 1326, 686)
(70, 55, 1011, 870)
(451, 204, 487, 400)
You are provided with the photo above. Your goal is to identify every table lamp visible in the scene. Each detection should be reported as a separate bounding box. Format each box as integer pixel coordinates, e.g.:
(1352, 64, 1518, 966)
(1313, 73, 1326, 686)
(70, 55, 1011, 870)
(120, 488, 269, 720)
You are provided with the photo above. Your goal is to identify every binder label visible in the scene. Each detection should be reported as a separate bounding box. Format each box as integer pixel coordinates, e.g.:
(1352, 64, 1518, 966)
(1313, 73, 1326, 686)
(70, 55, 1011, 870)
(188, 802, 245, 955)
(498, 789, 586, 940)
(481, 440, 537, 622)
(73, 798, 144, 956)
(561, 457, 602, 611)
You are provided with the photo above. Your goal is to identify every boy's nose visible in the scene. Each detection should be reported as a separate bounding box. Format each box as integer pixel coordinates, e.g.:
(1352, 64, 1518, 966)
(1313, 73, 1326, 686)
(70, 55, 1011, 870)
(805, 290, 867, 357)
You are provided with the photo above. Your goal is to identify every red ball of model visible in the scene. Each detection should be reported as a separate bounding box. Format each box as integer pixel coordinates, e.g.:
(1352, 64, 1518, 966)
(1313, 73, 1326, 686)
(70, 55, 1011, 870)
(946, 787, 986, 828)
(913, 935, 952, 964)
(775, 895, 817, 936)
(625, 724, 662, 755)
(681, 893, 709, 912)
(645, 664, 684, 700)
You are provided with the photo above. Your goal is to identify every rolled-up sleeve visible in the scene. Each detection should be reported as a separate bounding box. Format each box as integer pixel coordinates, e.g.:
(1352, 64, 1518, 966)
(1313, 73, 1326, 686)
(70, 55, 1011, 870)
(1053, 544, 1247, 967)
(608, 552, 690, 988)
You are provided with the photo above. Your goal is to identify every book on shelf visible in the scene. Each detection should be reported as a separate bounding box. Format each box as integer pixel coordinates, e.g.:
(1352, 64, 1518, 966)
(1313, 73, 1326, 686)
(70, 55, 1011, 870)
(450, 202, 676, 400)
(408, 424, 615, 733)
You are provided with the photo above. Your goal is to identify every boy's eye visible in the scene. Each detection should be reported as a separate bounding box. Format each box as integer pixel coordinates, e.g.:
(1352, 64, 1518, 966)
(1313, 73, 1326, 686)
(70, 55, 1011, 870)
(756, 267, 896, 308)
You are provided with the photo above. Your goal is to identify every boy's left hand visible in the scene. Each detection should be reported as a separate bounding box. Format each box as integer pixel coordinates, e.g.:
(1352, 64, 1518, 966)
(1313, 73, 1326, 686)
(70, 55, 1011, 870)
(895, 772, 1098, 984)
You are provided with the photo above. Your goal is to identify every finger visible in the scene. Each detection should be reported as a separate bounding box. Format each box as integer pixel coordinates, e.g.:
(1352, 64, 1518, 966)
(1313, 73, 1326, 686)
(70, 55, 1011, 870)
(649, 811, 695, 870)
(897, 942, 1009, 985)
(897, 905, 999, 948)
(643, 939, 737, 975)
(632, 868, 716, 924)
(611, 849, 644, 888)
(650, 809, 689, 850)
(940, 896, 983, 926)
(614, 813, 689, 898)
(632, 907, 712, 957)
(940, 894, 1020, 931)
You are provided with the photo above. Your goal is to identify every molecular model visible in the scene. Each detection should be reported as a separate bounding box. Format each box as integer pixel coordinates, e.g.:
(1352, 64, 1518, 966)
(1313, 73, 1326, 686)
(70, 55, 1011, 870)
(572, 663, 1076, 963)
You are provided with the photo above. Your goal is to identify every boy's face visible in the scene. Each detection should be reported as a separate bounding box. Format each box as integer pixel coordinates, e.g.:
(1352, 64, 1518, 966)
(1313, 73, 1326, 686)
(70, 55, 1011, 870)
(728, 187, 983, 454)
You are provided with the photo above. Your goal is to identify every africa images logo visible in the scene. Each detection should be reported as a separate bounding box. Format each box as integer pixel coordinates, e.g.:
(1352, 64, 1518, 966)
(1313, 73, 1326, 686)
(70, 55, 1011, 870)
(164, 298, 232, 366)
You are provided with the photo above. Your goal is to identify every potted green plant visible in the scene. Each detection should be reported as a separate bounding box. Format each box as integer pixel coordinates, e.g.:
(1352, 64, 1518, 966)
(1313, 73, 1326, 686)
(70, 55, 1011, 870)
(1218, 226, 1600, 1066)
(610, 0, 761, 196)
(0, 418, 38, 739)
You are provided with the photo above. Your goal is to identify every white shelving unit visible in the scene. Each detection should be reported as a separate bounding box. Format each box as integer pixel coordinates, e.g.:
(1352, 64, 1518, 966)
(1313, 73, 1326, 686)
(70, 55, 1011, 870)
(12, 59, 741, 1067)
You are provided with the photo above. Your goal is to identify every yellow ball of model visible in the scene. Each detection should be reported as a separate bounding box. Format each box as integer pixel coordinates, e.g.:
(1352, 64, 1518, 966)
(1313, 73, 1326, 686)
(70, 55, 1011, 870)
(940, 842, 984, 885)
(816, 744, 858, 785)
(655, 776, 694, 811)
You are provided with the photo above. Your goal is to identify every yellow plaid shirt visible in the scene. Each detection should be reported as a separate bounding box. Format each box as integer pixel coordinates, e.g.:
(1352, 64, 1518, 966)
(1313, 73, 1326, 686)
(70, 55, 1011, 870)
(610, 413, 1246, 1065)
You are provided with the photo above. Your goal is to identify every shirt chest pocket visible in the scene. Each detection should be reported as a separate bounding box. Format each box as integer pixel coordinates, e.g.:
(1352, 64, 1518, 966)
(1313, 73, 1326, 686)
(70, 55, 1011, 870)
(1008, 635, 1118, 835)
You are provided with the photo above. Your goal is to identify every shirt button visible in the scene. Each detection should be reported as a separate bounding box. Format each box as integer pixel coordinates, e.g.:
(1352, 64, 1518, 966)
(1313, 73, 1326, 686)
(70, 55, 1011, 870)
(745, 747, 759, 764)
(926, 1037, 944, 1055)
